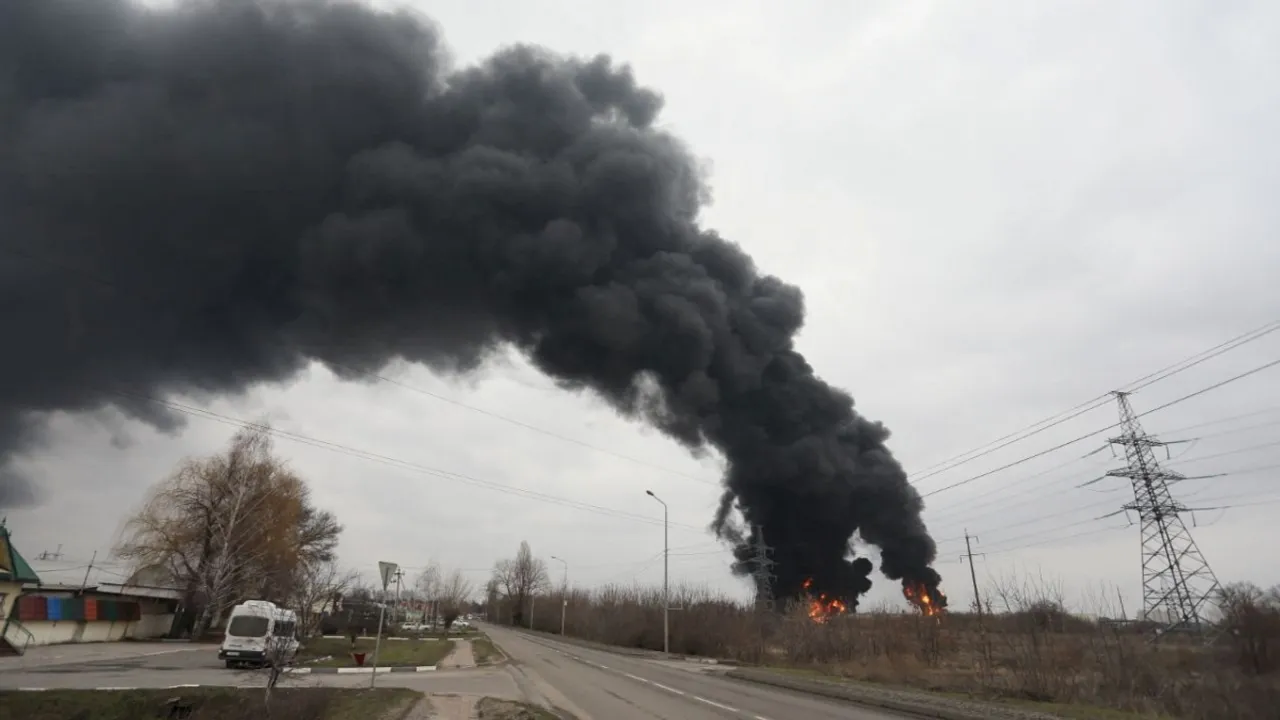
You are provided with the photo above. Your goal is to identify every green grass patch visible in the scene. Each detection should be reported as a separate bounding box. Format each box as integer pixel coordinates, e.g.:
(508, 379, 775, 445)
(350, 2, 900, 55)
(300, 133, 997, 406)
(0, 687, 420, 720)
(476, 697, 560, 720)
(300, 637, 454, 668)
(472, 635, 503, 664)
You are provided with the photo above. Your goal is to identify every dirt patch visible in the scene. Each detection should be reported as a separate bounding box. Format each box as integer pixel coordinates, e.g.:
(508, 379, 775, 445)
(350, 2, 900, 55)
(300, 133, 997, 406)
(0, 687, 421, 720)
(439, 639, 475, 668)
(424, 694, 475, 720)
(474, 697, 558, 720)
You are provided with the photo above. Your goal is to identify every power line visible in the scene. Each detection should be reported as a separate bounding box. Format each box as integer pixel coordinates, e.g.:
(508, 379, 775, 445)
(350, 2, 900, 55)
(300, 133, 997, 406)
(926, 414, 1280, 534)
(1158, 406, 1280, 436)
(323, 359, 720, 488)
(910, 320, 1280, 485)
(921, 356, 1280, 499)
(113, 388, 711, 534)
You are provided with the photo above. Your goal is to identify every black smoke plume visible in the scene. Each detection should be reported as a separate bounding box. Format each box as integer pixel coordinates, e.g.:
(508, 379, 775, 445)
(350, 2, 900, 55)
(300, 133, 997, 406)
(0, 0, 941, 607)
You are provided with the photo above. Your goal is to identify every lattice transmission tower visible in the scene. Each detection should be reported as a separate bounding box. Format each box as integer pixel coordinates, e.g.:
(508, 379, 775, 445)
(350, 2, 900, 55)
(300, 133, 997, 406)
(749, 525, 777, 613)
(1107, 391, 1221, 636)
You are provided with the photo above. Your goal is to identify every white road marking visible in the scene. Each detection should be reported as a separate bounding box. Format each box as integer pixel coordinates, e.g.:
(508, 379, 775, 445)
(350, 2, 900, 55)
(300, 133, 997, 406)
(693, 695, 742, 712)
(542, 641, 772, 719)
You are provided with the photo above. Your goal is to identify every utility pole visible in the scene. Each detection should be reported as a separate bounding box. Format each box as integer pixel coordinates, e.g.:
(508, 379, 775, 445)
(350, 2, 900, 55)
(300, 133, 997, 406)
(750, 525, 776, 613)
(961, 530, 989, 668)
(550, 555, 568, 635)
(79, 550, 97, 592)
(1106, 391, 1221, 639)
(961, 531, 985, 622)
(392, 569, 405, 624)
(645, 490, 670, 655)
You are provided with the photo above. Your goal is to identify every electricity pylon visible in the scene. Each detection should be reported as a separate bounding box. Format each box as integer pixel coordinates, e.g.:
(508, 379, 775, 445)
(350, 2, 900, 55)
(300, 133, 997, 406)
(1106, 391, 1221, 637)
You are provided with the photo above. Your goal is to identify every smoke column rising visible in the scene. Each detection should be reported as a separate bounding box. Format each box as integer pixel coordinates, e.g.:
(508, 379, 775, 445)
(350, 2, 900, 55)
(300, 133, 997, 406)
(0, 0, 941, 606)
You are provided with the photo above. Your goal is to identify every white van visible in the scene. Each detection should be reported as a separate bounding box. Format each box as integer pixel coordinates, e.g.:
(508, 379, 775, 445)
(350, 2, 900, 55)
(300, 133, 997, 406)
(219, 600, 299, 668)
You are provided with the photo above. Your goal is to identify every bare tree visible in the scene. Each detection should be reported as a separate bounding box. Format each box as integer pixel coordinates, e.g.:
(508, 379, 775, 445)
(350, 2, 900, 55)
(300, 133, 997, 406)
(492, 541, 549, 626)
(484, 579, 500, 622)
(415, 562, 442, 626)
(1218, 582, 1280, 674)
(117, 424, 343, 638)
(437, 569, 475, 632)
(292, 560, 358, 639)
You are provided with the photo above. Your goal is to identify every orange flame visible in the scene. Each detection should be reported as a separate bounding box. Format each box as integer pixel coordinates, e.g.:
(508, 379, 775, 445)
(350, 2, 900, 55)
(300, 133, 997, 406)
(903, 582, 946, 617)
(802, 578, 848, 624)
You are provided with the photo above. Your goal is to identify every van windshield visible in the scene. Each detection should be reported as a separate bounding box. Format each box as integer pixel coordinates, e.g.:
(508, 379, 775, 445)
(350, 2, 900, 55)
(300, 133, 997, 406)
(227, 615, 270, 638)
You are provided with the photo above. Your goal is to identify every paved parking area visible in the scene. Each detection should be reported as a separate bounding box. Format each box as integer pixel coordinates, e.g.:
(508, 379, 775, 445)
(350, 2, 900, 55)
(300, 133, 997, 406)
(0, 642, 210, 673)
(0, 641, 518, 698)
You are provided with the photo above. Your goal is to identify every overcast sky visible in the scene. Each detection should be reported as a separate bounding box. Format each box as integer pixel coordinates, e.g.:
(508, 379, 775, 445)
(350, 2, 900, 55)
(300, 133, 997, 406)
(9, 0, 1280, 617)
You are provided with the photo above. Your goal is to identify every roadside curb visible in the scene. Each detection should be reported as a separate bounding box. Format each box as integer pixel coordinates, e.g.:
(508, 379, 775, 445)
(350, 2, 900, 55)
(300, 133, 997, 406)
(319, 635, 472, 641)
(725, 669, 1060, 720)
(287, 665, 438, 674)
(12, 685, 205, 692)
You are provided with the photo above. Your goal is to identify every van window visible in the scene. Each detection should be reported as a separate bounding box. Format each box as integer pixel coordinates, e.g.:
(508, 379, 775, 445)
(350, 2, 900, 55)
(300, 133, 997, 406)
(227, 615, 270, 637)
(273, 620, 295, 637)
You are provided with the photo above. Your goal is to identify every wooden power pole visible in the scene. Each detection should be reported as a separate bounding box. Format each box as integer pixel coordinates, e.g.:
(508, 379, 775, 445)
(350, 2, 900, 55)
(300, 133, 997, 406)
(961, 530, 990, 670)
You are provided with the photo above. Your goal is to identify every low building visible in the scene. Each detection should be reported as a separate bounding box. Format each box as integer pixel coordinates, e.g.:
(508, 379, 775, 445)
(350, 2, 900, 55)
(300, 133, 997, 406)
(13, 582, 182, 646)
(0, 523, 182, 652)
(1, 521, 43, 654)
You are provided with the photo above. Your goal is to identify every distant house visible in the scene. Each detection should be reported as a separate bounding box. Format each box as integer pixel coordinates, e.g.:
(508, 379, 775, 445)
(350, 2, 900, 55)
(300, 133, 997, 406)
(0, 520, 42, 655)
(0, 522, 182, 654)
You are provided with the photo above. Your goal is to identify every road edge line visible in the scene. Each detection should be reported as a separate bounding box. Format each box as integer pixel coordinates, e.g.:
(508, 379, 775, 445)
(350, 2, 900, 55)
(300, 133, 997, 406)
(724, 669, 1022, 720)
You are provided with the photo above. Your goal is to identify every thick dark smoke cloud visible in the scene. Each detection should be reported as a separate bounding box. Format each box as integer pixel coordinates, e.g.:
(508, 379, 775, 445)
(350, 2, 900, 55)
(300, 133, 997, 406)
(0, 0, 941, 605)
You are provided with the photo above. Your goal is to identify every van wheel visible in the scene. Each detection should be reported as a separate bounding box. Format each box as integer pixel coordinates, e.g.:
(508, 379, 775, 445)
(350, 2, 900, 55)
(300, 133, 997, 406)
(225, 660, 235, 669)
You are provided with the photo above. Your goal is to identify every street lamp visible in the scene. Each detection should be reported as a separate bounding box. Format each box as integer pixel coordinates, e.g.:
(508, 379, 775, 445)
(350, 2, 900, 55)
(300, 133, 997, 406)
(645, 489, 669, 655)
(550, 555, 568, 636)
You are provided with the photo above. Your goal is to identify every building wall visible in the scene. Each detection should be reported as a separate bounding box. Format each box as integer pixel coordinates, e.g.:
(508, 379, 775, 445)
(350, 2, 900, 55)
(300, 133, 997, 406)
(17, 597, 177, 646)
(21, 614, 177, 646)
(0, 580, 20, 620)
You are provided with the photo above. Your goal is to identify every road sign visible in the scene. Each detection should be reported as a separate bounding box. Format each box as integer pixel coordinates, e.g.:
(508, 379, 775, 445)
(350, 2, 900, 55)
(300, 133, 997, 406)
(378, 561, 398, 592)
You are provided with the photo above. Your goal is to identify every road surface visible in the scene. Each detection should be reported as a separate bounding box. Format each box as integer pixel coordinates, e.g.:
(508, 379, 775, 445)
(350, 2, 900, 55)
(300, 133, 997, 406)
(483, 623, 906, 719)
(1, 633, 909, 719)
(0, 642, 514, 697)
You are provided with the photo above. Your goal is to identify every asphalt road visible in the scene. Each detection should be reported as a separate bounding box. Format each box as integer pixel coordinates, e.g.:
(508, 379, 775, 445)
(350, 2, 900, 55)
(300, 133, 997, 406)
(483, 624, 907, 720)
(1, 632, 908, 719)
